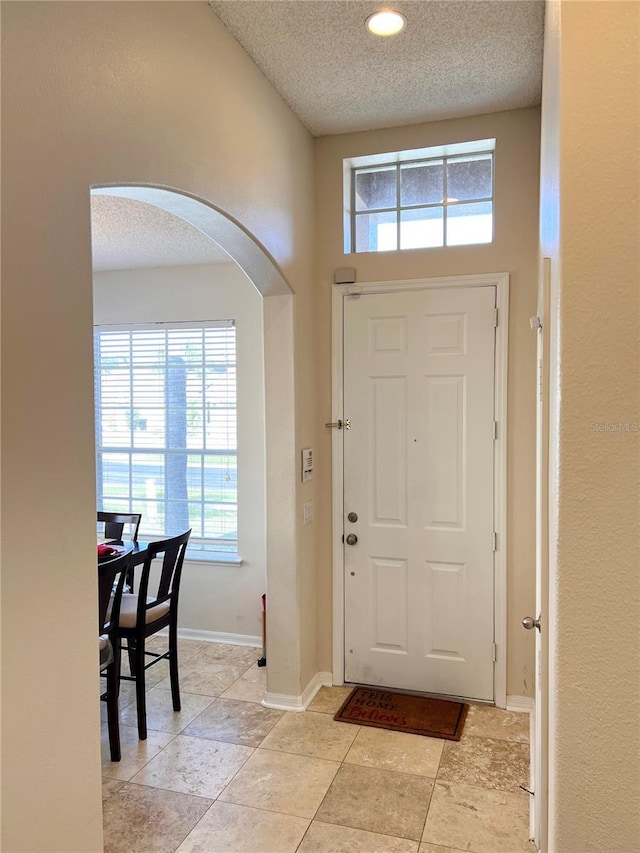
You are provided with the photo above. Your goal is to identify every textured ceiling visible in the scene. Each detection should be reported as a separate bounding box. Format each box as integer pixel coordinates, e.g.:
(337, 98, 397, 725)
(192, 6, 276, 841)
(93, 2, 544, 271)
(208, 0, 545, 137)
(91, 195, 230, 272)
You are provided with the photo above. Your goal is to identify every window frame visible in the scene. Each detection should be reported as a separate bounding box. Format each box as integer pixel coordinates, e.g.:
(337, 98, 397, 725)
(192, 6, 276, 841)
(94, 319, 239, 561)
(346, 140, 496, 254)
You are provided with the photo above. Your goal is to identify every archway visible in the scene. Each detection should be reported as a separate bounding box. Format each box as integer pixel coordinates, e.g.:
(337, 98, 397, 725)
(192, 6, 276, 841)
(91, 184, 299, 700)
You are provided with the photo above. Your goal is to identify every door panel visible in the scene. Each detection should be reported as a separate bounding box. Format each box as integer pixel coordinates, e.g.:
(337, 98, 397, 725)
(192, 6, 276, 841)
(424, 375, 465, 527)
(370, 377, 407, 524)
(425, 560, 466, 659)
(343, 285, 496, 701)
(371, 557, 408, 650)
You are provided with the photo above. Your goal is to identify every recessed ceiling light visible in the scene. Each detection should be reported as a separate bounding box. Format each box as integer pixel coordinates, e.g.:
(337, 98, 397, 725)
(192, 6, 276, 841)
(366, 9, 406, 37)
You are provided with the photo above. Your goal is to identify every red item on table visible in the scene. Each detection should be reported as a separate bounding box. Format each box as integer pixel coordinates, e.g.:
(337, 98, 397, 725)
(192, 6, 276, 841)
(98, 543, 121, 557)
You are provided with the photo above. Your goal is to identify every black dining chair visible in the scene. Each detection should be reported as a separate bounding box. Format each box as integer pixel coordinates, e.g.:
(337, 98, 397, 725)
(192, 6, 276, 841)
(117, 530, 191, 740)
(99, 551, 131, 762)
(97, 511, 142, 543)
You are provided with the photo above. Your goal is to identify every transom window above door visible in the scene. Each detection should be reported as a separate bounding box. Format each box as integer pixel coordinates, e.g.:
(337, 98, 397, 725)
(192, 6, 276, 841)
(345, 138, 495, 253)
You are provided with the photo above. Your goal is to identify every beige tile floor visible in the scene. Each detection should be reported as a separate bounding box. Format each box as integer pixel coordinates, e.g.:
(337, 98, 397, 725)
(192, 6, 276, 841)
(102, 639, 535, 853)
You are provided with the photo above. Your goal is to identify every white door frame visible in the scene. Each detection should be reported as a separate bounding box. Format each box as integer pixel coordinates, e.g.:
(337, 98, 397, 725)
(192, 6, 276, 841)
(533, 258, 550, 848)
(331, 272, 510, 708)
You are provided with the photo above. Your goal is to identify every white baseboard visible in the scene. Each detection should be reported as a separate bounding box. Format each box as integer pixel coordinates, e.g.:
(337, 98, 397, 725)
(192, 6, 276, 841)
(156, 627, 262, 647)
(262, 671, 333, 713)
(259, 680, 533, 715)
(506, 694, 535, 713)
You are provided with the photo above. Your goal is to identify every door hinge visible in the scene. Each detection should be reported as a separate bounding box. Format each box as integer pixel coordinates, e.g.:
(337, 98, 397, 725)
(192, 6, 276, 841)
(494, 308, 499, 327)
(492, 642, 497, 663)
(493, 420, 498, 440)
(493, 531, 498, 551)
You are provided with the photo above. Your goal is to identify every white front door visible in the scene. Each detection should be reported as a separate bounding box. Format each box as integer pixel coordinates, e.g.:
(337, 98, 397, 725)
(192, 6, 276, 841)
(343, 284, 497, 701)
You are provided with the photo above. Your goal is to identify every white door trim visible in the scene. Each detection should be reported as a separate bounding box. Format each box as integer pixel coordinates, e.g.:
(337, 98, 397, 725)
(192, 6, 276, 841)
(533, 258, 551, 848)
(331, 272, 509, 708)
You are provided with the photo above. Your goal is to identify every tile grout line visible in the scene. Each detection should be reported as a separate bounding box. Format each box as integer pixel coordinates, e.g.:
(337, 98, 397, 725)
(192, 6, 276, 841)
(418, 732, 447, 844)
(292, 719, 431, 849)
(103, 653, 258, 783)
(104, 684, 531, 852)
(292, 721, 354, 852)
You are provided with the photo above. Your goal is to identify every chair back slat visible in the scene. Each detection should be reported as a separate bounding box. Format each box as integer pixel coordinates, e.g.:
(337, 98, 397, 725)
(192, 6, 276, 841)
(137, 530, 191, 617)
(98, 511, 142, 542)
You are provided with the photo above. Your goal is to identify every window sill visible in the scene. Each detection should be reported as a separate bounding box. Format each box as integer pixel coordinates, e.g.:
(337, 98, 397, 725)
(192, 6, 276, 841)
(185, 551, 243, 566)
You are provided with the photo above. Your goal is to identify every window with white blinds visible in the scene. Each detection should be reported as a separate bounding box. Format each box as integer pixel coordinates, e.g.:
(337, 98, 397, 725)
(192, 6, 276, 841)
(94, 321, 237, 556)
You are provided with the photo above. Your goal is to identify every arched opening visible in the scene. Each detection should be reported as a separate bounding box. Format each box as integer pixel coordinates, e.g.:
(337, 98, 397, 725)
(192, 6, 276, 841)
(91, 186, 293, 298)
(90, 185, 298, 703)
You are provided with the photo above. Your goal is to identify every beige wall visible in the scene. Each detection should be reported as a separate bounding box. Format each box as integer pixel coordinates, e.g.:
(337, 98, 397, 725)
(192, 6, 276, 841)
(93, 263, 266, 639)
(315, 108, 541, 699)
(541, 2, 640, 850)
(4, 2, 638, 851)
(1, 3, 315, 850)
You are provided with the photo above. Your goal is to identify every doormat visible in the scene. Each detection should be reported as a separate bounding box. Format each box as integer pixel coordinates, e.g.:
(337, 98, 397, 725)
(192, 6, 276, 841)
(334, 687, 468, 741)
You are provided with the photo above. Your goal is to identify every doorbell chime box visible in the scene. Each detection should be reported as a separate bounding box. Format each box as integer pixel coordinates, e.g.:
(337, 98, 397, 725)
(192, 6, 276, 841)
(301, 448, 313, 482)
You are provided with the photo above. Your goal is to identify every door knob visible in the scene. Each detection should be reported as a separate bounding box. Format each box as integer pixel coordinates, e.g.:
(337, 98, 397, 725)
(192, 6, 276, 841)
(522, 615, 541, 632)
(345, 533, 358, 546)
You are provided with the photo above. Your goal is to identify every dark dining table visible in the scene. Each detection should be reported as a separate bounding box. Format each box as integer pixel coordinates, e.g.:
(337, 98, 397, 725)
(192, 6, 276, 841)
(98, 540, 150, 564)
(97, 540, 153, 597)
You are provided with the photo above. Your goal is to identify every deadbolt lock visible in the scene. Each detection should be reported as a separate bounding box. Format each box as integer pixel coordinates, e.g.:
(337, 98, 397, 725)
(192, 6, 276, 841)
(347, 512, 358, 523)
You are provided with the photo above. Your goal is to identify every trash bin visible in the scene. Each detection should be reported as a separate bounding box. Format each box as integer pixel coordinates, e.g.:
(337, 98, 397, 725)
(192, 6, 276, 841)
(257, 593, 266, 666)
